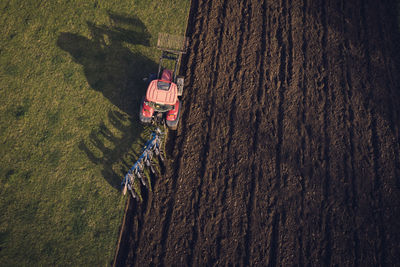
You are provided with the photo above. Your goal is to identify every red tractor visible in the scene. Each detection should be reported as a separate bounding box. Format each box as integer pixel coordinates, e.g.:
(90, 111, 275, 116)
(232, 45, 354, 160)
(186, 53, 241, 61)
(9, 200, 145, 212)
(139, 33, 187, 130)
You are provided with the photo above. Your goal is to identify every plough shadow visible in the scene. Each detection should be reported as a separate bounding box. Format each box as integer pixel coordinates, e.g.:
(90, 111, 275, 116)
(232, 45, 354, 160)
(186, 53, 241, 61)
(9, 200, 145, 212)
(78, 110, 147, 189)
(57, 12, 158, 189)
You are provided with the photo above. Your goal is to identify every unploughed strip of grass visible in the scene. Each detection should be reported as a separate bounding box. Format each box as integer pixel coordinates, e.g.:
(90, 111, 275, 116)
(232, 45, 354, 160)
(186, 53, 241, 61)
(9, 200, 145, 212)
(0, 0, 189, 265)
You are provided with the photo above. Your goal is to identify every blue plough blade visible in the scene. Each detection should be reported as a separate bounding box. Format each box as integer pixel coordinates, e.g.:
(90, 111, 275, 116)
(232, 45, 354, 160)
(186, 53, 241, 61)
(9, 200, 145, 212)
(122, 128, 164, 196)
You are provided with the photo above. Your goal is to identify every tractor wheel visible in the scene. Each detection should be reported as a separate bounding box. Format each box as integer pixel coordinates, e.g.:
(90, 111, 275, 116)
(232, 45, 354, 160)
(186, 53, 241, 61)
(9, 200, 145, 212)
(177, 76, 184, 96)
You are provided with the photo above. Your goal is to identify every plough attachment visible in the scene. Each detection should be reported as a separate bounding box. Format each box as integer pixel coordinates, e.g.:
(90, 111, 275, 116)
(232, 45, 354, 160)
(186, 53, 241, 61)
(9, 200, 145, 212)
(121, 128, 164, 199)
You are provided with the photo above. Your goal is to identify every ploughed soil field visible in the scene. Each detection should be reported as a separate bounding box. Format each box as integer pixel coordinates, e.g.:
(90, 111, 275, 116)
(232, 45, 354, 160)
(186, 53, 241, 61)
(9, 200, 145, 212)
(116, 0, 400, 266)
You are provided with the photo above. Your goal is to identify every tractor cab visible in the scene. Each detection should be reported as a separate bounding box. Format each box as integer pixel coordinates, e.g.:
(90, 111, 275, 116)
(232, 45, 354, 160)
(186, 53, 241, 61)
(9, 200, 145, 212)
(146, 69, 178, 110)
(139, 33, 187, 130)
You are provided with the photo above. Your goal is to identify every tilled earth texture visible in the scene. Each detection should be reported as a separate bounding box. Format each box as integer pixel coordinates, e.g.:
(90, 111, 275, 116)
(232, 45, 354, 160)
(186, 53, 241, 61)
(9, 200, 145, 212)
(119, 0, 400, 266)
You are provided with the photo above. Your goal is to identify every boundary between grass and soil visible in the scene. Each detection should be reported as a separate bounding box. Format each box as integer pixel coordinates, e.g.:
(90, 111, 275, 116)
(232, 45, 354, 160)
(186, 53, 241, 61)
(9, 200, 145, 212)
(111, 1, 195, 266)
(112, 196, 131, 267)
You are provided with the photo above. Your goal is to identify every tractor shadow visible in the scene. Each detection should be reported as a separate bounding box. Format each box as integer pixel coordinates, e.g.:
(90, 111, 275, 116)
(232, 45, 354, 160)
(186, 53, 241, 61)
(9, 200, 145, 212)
(57, 13, 157, 188)
(57, 12, 157, 116)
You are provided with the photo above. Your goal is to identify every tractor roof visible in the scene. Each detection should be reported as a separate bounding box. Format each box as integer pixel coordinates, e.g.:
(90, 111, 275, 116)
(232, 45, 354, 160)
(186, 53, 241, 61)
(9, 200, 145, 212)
(146, 80, 178, 105)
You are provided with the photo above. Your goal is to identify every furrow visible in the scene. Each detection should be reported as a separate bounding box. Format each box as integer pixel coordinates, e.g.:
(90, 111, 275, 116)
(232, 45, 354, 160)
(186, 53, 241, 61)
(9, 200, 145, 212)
(243, 164, 257, 266)
(252, 0, 268, 153)
(157, 0, 213, 265)
(320, 0, 332, 264)
(341, 1, 360, 264)
(297, 1, 308, 264)
(244, 0, 274, 263)
(267, 212, 280, 267)
(186, 1, 229, 264)
(275, 0, 286, 193)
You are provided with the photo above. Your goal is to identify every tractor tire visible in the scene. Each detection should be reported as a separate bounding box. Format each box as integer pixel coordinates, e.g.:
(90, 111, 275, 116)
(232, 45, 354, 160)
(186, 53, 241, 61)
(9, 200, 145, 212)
(177, 76, 184, 96)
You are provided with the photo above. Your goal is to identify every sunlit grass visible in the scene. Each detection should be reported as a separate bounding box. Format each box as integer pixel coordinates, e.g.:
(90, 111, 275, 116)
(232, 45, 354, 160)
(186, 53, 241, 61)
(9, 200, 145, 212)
(0, 0, 189, 265)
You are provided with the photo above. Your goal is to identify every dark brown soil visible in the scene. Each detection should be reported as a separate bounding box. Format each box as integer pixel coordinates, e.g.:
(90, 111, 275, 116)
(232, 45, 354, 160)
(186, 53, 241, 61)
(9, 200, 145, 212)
(116, 0, 400, 266)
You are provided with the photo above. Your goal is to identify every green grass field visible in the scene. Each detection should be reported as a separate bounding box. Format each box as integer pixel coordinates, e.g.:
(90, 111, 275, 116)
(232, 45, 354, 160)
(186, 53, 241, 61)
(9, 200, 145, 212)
(0, 0, 190, 265)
